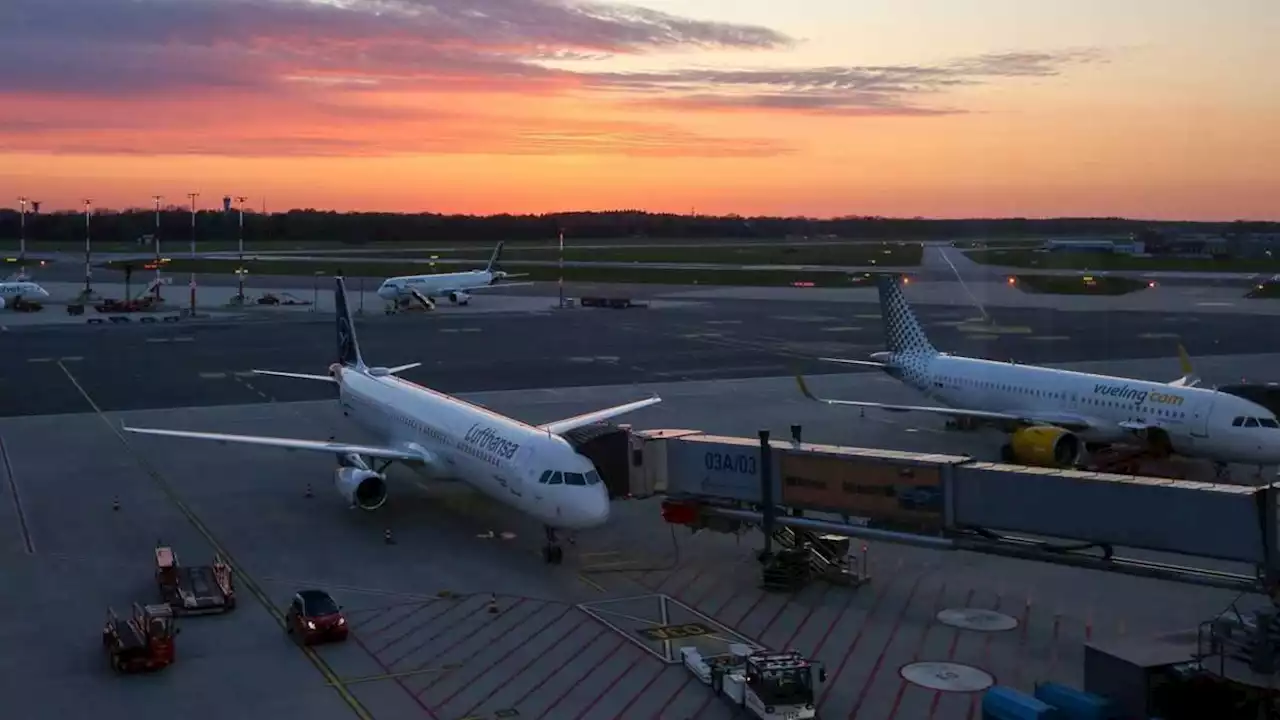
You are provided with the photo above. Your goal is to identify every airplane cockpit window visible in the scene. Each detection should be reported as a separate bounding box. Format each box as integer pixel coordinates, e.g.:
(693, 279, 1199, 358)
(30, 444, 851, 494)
(1245, 417, 1260, 427)
(1262, 418, 1280, 428)
(564, 472, 587, 486)
(537, 470, 552, 483)
(1233, 417, 1245, 427)
(585, 470, 602, 485)
(547, 472, 563, 485)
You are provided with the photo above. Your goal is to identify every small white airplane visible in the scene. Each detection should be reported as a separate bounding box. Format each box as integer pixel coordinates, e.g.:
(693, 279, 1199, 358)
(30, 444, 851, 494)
(796, 275, 1280, 472)
(0, 274, 50, 309)
(376, 242, 530, 311)
(124, 276, 661, 564)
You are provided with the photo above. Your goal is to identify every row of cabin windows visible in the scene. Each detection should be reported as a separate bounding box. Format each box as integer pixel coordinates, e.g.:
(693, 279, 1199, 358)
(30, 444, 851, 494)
(935, 376, 1188, 419)
(537, 470, 603, 486)
(1232, 416, 1280, 428)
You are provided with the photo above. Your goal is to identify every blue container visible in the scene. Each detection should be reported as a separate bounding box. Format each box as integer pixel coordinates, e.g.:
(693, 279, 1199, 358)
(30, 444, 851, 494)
(982, 686, 1062, 720)
(1034, 681, 1117, 720)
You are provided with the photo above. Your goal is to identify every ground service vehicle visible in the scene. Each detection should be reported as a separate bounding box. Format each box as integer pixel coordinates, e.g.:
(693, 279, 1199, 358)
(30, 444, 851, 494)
(102, 603, 178, 674)
(155, 544, 237, 616)
(285, 589, 349, 645)
(682, 645, 826, 719)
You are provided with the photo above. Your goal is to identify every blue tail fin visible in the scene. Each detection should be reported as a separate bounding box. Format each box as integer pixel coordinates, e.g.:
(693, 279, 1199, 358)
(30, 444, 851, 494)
(876, 275, 936, 356)
(334, 276, 365, 368)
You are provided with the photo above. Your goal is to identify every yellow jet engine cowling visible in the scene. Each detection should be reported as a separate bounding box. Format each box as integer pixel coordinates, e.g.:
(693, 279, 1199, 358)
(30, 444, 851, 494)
(1007, 425, 1082, 468)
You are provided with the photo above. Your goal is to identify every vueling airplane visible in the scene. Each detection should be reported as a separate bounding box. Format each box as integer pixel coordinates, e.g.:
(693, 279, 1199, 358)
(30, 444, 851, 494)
(124, 277, 660, 564)
(796, 275, 1280, 472)
(376, 241, 529, 311)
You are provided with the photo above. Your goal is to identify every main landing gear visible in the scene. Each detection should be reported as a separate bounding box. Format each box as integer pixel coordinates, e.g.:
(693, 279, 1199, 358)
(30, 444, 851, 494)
(542, 526, 564, 565)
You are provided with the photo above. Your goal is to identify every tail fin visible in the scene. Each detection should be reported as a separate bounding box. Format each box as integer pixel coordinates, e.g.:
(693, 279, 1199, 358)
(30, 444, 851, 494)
(485, 241, 505, 273)
(334, 276, 365, 368)
(877, 275, 936, 356)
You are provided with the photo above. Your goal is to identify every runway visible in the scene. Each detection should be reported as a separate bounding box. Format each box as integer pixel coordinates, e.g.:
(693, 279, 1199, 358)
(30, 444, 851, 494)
(7, 299, 1280, 418)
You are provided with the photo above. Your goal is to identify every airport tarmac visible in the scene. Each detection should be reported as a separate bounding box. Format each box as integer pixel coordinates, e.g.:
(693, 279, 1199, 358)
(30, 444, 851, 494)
(0, 357, 1260, 720)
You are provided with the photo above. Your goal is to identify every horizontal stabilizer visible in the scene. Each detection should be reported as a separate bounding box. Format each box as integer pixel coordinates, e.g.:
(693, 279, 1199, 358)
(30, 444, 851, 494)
(252, 369, 337, 383)
(384, 363, 422, 375)
(818, 357, 887, 369)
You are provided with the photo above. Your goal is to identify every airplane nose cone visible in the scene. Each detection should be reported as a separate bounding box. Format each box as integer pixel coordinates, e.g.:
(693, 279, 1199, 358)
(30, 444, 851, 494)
(575, 488, 611, 528)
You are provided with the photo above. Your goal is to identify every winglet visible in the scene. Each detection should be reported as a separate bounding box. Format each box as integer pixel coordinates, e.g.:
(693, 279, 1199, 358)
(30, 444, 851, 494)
(1169, 343, 1201, 387)
(795, 373, 820, 401)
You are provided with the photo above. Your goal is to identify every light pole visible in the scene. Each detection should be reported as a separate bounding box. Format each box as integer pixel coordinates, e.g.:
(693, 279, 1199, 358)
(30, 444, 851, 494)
(82, 198, 93, 295)
(187, 192, 198, 313)
(152, 195, 163, 299)
(235, 195, 248, 300)
(17, 196, 27, 271)
(557, 228, 565, 308)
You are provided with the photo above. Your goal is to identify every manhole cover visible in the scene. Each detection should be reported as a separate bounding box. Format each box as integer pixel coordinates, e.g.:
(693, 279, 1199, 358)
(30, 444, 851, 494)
(900, 662, 994, 692)
(937, 608, 1019, 632)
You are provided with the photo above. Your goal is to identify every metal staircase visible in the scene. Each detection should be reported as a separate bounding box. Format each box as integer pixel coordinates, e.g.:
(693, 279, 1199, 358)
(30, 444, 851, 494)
(770, 527, 870, 588)
(1199, 605, 1280, 675)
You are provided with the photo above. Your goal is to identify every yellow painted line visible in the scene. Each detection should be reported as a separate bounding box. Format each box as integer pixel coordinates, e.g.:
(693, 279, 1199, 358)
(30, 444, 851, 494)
(579, 550, 623, 559)
(580, 560, 648, 571)
(57, 361, 375, 720)
(328, 664, 457, 687)
(577, 574, 607, 593)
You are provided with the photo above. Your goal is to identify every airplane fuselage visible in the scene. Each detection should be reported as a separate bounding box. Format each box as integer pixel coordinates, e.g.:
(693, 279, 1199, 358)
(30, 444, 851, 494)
(377, 270, 494, 301)
(905, 353, 1280, 465)
(335, 366, 610, 529)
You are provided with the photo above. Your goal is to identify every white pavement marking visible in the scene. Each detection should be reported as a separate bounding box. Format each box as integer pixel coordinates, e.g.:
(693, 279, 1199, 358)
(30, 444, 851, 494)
(199, 372, 227, 379)
(26, 357, 52, 363)
(60, 356, 82, 362)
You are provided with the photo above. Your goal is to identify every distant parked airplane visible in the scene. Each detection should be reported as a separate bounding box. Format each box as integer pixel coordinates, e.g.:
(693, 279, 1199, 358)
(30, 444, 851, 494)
(376, 242, 530, 311)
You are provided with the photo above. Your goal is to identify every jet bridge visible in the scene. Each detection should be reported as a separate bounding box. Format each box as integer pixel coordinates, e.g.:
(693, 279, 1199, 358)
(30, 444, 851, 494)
(620, 426, 1280, 597)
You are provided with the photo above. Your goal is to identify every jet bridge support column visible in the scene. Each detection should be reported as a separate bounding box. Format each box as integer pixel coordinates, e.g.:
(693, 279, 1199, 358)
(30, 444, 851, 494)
(759, 429, 775, 563)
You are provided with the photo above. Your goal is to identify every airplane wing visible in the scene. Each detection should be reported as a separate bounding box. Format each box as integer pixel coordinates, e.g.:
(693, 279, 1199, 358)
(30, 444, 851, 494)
(795, 375, 1095, 431)
(440, 282, 534, 294)
(121, 425, 430, 464)
(537, 396, 662, 435)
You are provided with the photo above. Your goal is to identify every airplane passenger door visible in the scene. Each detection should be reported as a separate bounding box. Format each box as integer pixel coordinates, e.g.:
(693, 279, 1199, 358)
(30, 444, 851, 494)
(1191, 396, 1213, 438)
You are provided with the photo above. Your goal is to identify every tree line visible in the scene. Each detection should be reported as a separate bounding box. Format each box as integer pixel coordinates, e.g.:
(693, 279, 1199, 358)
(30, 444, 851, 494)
(0, 207, 1272, 246)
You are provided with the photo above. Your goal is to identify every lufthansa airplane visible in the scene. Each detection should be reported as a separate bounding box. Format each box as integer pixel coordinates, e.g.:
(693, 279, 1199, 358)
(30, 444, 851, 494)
(797, 275, 1280, 472)
(124, 277, 660, 564)
(376, 242, 529, 311)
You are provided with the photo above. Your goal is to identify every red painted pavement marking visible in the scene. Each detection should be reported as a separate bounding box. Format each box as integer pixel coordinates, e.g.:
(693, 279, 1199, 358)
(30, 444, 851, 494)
(844, 572, 929, 718)
(884, 581, 950, 718)
(431, 606, 575, 710)
(927, 587, 976, 720)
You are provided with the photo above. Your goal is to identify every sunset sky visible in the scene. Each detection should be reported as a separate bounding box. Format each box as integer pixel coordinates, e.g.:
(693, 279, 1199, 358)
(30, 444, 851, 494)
(1, 0, 1276, 219)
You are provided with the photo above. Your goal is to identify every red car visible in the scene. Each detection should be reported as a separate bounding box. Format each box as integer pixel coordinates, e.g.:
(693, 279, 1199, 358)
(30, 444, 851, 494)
(285, 589, 348, 645)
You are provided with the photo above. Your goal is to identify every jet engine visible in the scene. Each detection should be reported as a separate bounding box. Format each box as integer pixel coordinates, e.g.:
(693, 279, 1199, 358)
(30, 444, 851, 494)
(1005, 425, 1082, 468)
(334, 467, 389, 510)
(448, 291, 471, 305)
(0, 296, 6, 309)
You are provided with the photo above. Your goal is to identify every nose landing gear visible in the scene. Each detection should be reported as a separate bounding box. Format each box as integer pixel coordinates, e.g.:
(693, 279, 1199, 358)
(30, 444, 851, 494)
(542, 526, 564, 565)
